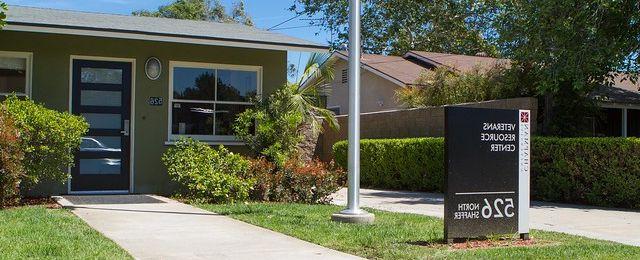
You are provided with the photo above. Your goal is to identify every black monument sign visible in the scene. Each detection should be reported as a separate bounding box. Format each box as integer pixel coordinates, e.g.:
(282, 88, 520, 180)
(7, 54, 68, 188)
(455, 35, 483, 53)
(444, 107, 530, 241)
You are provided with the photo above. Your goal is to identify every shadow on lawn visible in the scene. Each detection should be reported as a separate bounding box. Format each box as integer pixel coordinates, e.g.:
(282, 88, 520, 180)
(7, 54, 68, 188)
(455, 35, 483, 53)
(211, 205, 275, 215)
(406, 240, 447, 247)
(363, 191, 444, 205)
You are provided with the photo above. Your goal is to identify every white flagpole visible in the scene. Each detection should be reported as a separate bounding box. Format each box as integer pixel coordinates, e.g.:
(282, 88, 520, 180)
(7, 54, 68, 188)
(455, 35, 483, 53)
(332, 0, 374, 224)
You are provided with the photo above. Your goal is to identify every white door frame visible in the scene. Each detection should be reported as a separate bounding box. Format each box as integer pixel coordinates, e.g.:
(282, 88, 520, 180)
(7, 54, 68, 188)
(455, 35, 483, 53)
(67, 55, 136, 195)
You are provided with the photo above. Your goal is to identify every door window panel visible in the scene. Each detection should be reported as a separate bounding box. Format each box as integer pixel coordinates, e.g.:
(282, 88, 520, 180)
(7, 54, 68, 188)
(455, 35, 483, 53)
(79, 158, 121, 175)
(83, 113, 122, 129)
(81, 68, 123, 84)
(81, 90, 122, 107)
(80, 136, 122, 152)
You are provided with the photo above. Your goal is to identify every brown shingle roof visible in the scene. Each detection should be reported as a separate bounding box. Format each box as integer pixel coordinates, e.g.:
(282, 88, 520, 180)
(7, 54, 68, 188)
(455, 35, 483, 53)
(335, 51, 426, 85)
(612, 74, 640, 92)
(334, 51, 509, 85)
(405, 51, 510, 73)
(590, 74, 640, 104)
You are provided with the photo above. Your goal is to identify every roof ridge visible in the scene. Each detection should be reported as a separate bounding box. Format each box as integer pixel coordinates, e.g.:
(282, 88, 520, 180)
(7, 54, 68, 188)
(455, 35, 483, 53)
(7, 4, 251, 29)
(8, 5, 137, 19)
(410, 50, 507, 60)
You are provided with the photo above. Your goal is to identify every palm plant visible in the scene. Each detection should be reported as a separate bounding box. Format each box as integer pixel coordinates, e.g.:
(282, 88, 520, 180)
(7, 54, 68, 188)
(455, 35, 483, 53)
(288, 53, 339, 162)
(288, 52, 339, 134)
(234, 52, 339, 164)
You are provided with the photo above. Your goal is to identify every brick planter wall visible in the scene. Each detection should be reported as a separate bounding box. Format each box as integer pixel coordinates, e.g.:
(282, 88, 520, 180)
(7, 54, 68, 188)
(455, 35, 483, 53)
(316, 97, 538, 161)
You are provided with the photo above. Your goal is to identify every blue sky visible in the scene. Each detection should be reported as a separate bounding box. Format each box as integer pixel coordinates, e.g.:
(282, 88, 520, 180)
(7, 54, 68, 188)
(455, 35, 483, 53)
(3, 0, 330, 81)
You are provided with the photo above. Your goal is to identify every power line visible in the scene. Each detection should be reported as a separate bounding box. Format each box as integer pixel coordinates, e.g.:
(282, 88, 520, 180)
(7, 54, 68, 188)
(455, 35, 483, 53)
(267, 13, 303, 31)
(269, 24, 321, 31)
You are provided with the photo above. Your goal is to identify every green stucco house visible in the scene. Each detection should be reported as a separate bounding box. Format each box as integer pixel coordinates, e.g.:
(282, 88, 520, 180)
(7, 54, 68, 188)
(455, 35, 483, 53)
(0, 6, 326, 195)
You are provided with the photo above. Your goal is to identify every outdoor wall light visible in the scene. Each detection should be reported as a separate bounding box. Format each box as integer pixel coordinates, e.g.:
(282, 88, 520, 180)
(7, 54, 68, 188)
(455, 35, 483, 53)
(145, 57, 162, 80)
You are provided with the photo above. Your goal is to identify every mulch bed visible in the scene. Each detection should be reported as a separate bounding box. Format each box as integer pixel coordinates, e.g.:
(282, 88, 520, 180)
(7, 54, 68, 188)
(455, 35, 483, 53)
(450, 238, 537, 250)
(408, 237, 540, 250)
(2, 197, 61, 209)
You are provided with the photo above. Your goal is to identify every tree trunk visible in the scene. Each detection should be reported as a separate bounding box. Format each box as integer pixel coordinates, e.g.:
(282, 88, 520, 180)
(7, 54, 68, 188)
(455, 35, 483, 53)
(296, 118, 322, 163)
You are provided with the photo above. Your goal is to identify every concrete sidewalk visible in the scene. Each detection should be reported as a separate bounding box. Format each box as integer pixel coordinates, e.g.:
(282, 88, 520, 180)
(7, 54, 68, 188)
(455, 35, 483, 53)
(332, 188, 640, 247)
(55, 195, 361, 260)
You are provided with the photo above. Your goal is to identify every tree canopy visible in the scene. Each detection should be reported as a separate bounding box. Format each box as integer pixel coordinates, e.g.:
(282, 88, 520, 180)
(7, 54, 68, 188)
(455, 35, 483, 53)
(294, 0, 640, 136)
(0, 2, 7, 29)
(496, 0, 640, 94)
(291, 0, 499, 56)
(133, 0, 254, 26)
(495, 0, 640, 136)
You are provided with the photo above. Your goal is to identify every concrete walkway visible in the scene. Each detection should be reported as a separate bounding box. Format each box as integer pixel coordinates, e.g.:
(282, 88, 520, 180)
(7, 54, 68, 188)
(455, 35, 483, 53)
(332, 188, 640, 247)
(55, 195, 361, 260)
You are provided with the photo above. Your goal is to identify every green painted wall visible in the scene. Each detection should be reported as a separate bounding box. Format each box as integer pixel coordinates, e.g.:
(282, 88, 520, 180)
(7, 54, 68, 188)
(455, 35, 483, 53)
(0, 30, 287, 195)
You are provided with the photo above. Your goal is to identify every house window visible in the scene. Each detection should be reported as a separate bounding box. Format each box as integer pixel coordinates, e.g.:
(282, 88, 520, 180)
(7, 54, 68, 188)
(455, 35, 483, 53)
(0, 51, 32, 96)
(341, 69, 348, 84)
(328, 106, 340, 115)
(169, 62, 261, 142)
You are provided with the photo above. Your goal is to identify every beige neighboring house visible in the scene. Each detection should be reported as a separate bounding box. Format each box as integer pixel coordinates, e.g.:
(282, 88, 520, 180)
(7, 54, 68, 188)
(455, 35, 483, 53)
(324, 51, 509, 115)
(323, 50, 640, 137)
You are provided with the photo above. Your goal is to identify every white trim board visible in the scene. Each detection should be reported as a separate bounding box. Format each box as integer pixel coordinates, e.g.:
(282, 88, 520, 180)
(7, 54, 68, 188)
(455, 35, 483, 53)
(67, 55, 136, 194)
(4, 24, 328, 53)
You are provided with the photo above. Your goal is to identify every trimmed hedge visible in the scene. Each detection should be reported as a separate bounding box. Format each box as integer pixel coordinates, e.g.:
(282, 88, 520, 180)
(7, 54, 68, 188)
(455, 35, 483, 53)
(532, 137, 640, 209)
(334, 138, 445, 192)
(333, 137, 640, 209)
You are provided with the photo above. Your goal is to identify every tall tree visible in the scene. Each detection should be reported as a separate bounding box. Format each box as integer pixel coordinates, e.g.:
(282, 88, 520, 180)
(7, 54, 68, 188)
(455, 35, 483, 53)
(495, 0, 640, 136)
(133, 0, 253, 26)
(231, 0, 254, 27)
(0, 1, 7, 29)
(291, 0, 498, 56)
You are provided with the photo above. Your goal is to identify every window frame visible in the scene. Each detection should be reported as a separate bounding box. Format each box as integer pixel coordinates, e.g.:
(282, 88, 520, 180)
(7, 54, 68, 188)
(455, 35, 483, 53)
(0, 51, 33, 97)
(167, 61, 262, 143)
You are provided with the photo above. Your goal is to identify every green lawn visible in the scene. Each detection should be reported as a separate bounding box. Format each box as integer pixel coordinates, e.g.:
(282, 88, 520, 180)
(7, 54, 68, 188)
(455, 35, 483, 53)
(200, 203, 640, 259)
(0, 206, 131, 259)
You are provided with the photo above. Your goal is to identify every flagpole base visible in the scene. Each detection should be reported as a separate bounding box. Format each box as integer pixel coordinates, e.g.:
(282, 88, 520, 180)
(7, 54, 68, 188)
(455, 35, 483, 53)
(331, 209, 375, 224)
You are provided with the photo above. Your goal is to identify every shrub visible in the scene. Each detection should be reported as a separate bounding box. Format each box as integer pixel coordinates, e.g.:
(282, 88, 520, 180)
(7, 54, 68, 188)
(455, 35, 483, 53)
(243, 157, 346, 204)
(532, 137, 640, 209)
(3, 96, 88, 188)
(162, 138, 254, 203)
(333, 138, 445, 192)
(395, 66, 531, 108)
(333, 137, 640, 209)
(0, 106, 24, 208)
(0, 3, 6, 29)
(234, 86, 304, 166)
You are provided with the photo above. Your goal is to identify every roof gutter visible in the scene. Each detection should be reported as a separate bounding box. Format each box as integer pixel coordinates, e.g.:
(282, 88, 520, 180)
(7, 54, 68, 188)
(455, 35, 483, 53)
(4, 22, 329, 53)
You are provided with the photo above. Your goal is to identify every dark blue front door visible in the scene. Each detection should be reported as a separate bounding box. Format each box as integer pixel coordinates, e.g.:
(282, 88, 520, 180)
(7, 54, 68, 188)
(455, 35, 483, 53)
(71, 60, 132, 192)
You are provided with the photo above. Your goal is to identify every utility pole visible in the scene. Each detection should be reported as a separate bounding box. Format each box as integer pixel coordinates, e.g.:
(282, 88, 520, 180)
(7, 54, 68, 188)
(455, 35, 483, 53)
(331, 0, 374, 224)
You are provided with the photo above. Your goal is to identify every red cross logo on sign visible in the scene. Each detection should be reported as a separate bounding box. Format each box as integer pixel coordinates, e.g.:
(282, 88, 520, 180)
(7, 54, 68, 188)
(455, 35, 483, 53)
(520, 112, 529, 123)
